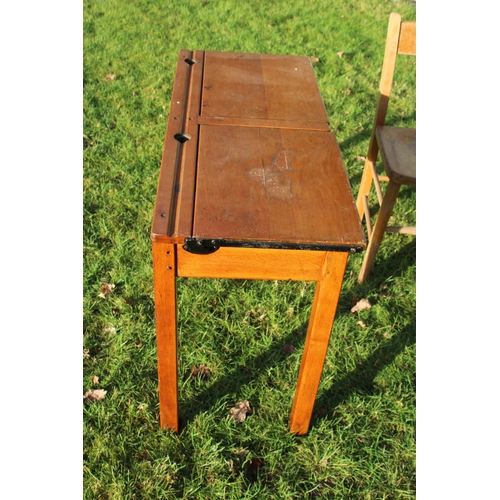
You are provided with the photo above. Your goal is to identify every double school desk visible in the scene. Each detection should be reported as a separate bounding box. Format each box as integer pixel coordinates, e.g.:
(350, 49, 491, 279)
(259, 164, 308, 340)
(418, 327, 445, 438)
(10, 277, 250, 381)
(151, 50, 366, 435)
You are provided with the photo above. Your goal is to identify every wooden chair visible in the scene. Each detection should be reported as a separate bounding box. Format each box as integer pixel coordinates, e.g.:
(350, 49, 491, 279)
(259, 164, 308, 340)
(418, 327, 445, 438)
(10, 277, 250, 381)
(356, 12, 416, 283)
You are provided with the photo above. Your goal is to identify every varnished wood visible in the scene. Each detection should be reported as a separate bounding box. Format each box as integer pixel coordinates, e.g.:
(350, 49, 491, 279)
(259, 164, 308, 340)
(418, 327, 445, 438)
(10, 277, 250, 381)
(201, 52, 329, 123)
(174, 50, 205, 238)
(152, 50, 202, 242)
(153, 50, 365, 250)
(197, 115, 329, 132)
(289, 252, 348, 435)
(362, 195, 373, 238)
(178, 245, 326, 281)
(152, 50, 365, 434)
(356, 13, 416, 282)
(379, 14, 402, 99)
(370, 161, 385, 206)
(398, 22, 416, 55)
(356, 157, 376, 219)
(376, 126, 416, 185)
(356, 13, 415, 219)
(359, 181, 401, 282)
(194, 125, 365, 248)
(386, 226, 416, 235)
(152, 241, 178, 431)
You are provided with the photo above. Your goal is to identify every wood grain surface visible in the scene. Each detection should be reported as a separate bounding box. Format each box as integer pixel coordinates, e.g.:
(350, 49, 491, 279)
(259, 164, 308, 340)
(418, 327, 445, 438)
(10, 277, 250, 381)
(193, 125, 364, 247)
(201, 52, 329, 123)
(151, 51, 365, 434)
(289, 251, 349, 435)
(152, 50, 365, 252)
(152, 241, 178, 431)
(177, 245, 326, 281)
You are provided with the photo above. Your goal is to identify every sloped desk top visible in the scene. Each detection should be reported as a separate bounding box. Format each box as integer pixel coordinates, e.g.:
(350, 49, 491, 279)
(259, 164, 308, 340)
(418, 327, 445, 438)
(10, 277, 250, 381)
(152, 50, 365, 254)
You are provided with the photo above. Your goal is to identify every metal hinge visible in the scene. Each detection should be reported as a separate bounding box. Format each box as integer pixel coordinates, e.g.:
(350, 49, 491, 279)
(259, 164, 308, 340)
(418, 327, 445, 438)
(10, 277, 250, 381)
(183, 238, 220, 254)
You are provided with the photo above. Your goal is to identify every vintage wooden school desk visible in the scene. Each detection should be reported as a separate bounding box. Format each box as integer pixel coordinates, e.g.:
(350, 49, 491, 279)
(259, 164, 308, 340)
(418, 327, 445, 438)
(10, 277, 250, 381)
(151, 50, 366, 435)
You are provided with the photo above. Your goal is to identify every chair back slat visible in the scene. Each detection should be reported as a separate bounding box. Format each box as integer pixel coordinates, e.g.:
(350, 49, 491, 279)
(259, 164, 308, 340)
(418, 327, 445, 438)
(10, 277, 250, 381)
(398, 22, 416, 55)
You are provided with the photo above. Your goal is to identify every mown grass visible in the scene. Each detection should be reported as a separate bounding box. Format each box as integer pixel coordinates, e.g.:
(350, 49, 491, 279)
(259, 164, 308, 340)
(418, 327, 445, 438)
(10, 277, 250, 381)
(84, 0, 416, 497)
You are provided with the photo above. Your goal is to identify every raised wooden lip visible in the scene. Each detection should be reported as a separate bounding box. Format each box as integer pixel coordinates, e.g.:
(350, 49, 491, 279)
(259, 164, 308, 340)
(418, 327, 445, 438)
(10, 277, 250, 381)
(151, 50, 204, 242)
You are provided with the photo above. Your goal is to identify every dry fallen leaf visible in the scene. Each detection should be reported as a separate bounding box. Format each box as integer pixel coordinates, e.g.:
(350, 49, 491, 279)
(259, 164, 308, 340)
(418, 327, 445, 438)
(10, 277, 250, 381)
(310, 56, 320, 63)
(136, 451, 149, 461)
(190, 363, 212, 380)
(356, 320, 367, 328)
(105, 73, 116, 80)
(230, 400, 251, 423)
(337, 51, 344, 58)
(351, 298, 372, 314)
(100, 282, 115, 296)
(283, 343, 295, 354)
(346, 89, 352, 95)
(250, 309, 267, 322)
(83, 349, 90, 359)
(103, 327, 116, 334)
(246, 457, 263, 480)
(83, 389, 107, 403)
(92, 375, 99, 385)
(83, 134, 94, 148)
(355, 155, 366, 162)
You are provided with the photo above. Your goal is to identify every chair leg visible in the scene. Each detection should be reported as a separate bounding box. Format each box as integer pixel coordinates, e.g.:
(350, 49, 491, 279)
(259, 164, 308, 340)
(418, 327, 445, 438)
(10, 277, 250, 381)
(152, 241, 179, 431)
(358, 181, 401, 283)
(356, 158, 375, 220)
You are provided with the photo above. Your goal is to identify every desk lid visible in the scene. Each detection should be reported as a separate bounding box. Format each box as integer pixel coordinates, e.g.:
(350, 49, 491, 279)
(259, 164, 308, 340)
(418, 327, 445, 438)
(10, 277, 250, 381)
(152, 50, 366, 253)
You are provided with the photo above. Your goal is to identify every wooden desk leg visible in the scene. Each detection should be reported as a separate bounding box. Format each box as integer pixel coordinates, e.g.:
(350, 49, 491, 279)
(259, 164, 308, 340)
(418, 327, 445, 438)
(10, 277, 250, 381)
(289, 251, 348, 435)
(152, 241, 178, 431)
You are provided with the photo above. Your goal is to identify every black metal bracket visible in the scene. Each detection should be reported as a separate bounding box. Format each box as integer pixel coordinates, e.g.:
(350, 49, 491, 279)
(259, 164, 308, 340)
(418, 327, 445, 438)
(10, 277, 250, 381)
(183, 238, 220, 254)
(183, 237, 364, 254)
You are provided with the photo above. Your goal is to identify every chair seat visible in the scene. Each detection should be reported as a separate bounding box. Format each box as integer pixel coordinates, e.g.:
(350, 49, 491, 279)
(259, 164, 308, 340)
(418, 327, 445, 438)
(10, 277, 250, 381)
(376, 126, 416, 185)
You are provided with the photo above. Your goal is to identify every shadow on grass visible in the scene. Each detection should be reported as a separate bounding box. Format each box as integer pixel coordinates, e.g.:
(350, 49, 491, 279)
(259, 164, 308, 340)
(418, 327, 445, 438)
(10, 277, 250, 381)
(164, 241, 415, 433)
(312, 317, 416, 428)
(178, 313, 415, 434)
(178, 323, 309, 430)
(357, 237, 416, 291)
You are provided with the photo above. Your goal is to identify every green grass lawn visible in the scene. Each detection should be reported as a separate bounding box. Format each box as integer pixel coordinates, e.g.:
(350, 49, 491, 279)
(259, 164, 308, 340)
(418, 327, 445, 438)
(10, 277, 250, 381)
(84, 0, 416, 497)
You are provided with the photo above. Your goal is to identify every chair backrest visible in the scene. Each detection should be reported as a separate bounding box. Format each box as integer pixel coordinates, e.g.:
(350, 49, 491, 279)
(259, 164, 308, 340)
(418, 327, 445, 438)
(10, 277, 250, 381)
(376, 12, 416, 127)
(367, 13, 416, 160)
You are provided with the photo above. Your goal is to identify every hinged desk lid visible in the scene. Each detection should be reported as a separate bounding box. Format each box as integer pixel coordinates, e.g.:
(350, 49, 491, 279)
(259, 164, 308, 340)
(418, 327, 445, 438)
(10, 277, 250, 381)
(152, 50, 366, 252)
(199, 51, 330, 130)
